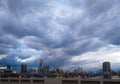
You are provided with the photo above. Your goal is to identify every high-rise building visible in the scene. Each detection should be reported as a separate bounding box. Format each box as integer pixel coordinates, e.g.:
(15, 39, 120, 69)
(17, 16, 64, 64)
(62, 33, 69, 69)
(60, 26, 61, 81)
(20, 64, 28, 74)
(39, 58, 44, 74)
(76, 67, 83, 73)
(44, 66, 49, 74)
(7, 65, 11, 70)
(103, 62, 111, 74)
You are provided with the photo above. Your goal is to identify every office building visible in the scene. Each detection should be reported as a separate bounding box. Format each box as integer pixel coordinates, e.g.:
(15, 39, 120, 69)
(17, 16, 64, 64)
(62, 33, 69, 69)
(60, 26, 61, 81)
(103, 61, 111, 74)
(20, 64, 28, 74)
(7, 65, 11, 70)
(76, 67, 83, 73)
(44, 66, 49, 74)
(39, 58, 44, 74)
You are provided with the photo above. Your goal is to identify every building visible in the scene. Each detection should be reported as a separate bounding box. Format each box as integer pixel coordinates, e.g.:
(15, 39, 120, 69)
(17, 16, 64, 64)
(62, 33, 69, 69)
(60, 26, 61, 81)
(0, 67, 7, 74)
(7, 65, 11, 70)
(44, 66, 49, 74)
(39, 58, 44, 74)
(0, 66, 12, 77)
(20, 64, 28, 74)
(28, 68, 37, 74)
(76, 67, 83, 73)
(103, 62, 111, 78)
(103, 62, 111, 73)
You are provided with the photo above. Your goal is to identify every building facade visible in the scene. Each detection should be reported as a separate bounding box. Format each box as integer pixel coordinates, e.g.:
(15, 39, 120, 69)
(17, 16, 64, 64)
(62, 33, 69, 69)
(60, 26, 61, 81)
(103, 62, 111, 73)
(39, 59, 44, 74)
(20, 64, 28, 74)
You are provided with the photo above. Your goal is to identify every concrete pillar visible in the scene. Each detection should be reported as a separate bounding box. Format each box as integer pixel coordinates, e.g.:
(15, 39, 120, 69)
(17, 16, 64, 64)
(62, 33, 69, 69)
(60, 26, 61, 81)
(45, 78, 62, 84)
(78, 78, 81, 84)
(100, 79, 103, 84)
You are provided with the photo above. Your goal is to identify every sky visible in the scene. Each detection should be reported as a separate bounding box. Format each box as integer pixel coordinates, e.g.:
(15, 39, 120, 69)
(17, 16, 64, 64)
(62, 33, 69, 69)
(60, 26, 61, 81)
(0, 0, 120, 71)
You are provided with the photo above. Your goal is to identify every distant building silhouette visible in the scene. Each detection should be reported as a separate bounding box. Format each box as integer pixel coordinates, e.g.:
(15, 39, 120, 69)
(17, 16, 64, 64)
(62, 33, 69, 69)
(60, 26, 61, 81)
(28, 68, 37, 74)
(103, 62, 111, 73)
(44, 66, 49, 74)
(0, 66, 7, 74)
(20, 64, 28, 74)
(39, 58, 44, 74)
(103, 61, 111, 78)
(76, 67, 83, 73)
(7, 65, 11, 70)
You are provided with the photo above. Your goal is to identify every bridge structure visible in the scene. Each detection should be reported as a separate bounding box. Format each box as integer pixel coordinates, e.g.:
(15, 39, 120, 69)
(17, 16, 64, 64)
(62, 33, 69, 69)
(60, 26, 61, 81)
(0, 77, 120, 84)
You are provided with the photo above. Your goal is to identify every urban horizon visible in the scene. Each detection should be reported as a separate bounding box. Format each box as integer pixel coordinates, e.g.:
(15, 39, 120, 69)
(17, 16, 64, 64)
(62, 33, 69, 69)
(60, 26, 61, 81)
(0, 59, 119, 79)
(0, 58, 118, 72)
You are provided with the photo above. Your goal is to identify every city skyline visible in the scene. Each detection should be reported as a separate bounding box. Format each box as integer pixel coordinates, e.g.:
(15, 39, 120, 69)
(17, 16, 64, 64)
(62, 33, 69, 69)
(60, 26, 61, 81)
(0, 0, 120, 71)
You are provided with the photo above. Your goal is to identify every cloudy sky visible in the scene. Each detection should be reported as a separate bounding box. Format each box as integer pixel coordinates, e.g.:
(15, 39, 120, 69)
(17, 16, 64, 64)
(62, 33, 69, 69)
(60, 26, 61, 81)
(0, 0, 120, 71)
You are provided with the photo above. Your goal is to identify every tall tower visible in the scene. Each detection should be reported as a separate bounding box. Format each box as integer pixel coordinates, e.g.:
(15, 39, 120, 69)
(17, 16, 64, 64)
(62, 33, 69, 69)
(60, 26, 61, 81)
(20, 64, 28, 74)
(103, 61, 111, 78)
(103, 62, 111, 73)
(44, 66, 49, 74)
(39, 58, 44, 74)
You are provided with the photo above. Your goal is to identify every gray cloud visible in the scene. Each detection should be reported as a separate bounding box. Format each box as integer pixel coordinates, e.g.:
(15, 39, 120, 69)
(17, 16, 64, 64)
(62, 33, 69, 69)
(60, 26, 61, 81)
(0, 0, 120, 71)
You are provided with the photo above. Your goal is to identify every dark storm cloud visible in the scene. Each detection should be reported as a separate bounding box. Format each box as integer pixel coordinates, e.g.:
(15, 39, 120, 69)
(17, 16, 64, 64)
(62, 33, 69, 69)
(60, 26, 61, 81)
(0, 0, 51, 38)
(0, 0, 120, 70)
(6, 0, 50, 16)
(102, 27, 120, 45)
(65, 38, 105, 56)
(0, 34, 19, 55)
(0, 47, 8, 54)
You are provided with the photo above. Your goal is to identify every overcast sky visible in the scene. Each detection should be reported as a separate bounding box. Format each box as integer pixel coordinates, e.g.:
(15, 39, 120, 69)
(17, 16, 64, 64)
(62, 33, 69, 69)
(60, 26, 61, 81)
(0, 0, 120, 71)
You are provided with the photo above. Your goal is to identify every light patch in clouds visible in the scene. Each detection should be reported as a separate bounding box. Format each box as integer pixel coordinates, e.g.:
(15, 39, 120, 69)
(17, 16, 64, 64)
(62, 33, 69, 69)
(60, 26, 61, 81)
(70, 45, 120, 70)
(0, 54, 7, 59)
(16, 56, 36, 63)
(8, 46, 43, 63)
